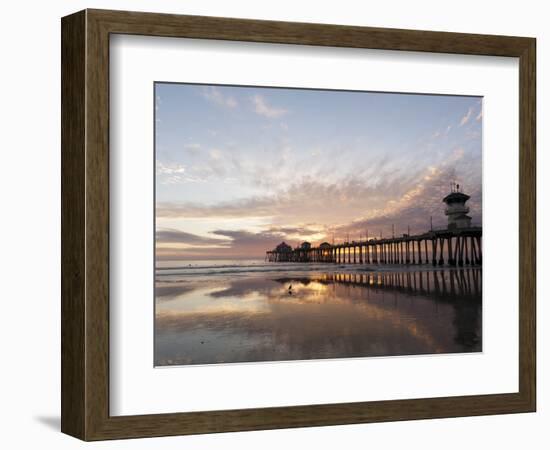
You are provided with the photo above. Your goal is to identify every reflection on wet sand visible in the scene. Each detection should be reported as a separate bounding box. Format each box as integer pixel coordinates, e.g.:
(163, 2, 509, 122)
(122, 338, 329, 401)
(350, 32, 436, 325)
(155, 269, 481, 366)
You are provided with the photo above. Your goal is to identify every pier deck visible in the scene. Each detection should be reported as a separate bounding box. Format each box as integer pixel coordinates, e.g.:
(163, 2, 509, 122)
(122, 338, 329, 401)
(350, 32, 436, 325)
(266, 227, 482, 267)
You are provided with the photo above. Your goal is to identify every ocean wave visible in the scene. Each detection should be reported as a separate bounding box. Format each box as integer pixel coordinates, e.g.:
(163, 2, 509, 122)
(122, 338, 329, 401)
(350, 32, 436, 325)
(155, 263, 373, 277)
(155, 261, 464, 278)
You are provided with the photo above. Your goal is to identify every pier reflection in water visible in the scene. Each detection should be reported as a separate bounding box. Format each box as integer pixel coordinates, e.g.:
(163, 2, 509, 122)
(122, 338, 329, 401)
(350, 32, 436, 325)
(155, 268, 481, 366)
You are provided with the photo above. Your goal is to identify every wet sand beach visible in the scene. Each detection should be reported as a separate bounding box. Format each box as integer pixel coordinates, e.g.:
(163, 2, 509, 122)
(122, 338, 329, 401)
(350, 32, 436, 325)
(155, 262, 481, 366)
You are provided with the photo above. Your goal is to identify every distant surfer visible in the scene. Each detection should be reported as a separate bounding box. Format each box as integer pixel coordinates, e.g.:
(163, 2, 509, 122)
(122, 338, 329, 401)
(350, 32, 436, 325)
(288, 284, 293, 294)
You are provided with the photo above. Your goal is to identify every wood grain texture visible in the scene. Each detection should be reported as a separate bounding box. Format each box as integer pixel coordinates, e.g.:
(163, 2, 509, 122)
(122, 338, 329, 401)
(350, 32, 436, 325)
(61, 10, 86, 439)
(90, 8, 532, 56)
(518, 38, 536, 409)
(61, 9, 536, 441)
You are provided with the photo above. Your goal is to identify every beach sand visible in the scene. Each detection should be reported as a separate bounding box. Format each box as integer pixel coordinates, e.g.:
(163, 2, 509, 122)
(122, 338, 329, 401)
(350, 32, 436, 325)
(155, 263, 482, 366)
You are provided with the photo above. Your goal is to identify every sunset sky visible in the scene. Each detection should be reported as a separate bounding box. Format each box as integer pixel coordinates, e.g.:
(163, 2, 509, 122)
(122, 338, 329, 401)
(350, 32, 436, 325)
(155, 83, 482, 260)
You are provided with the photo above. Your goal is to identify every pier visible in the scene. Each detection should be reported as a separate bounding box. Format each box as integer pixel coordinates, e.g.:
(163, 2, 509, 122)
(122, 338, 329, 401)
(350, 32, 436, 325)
(265, 184, 482, 267)
(265, 227, 482, 267)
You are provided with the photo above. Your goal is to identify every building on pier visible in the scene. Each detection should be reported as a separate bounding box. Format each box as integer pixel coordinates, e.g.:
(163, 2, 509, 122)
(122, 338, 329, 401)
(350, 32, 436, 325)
(443, 183, 472, 229)
(276, 242, 292, 252)
(272, 241, 293, 262)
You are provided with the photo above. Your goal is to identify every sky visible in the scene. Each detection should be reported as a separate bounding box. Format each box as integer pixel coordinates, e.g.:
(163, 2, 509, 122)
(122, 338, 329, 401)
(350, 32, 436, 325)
(155, 83, 482, 260)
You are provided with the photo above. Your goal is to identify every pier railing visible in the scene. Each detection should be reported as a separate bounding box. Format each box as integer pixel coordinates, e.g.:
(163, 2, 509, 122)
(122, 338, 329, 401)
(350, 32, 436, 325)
(265, 226, 482, 267)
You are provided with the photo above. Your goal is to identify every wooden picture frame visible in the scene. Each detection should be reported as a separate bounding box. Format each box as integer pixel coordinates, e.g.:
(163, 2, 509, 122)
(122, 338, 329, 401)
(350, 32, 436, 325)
(61, 9, 536, 441)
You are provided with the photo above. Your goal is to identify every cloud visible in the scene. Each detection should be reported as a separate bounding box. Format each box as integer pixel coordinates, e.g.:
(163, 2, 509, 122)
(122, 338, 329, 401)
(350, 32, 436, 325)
(252, 95, 288, 118)
(156, 161, 185, 175)
(156, 150, 429, 224)
(156, 198, 274, 219)
(157, 174, 419, 227)
(431, 125, 452, 139)
(212, 229, 278, 243)
(157, 144, 428, 222)
(156, 228, 229, 246)
(156, 228, 291, 260)
(476, 109, 482, 121)
(266, 226, 321, 237)
(202, 86, 238, 108)
(156, 161, 209, 184)
(209, 149, 222, 160)
(156, 223, 328, 260)
(333, 158, 482, 239)
(459, 107, 473, 127)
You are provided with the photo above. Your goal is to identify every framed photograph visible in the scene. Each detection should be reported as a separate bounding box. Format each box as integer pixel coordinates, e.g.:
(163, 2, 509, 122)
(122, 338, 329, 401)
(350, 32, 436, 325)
(61, 9, 536, 440)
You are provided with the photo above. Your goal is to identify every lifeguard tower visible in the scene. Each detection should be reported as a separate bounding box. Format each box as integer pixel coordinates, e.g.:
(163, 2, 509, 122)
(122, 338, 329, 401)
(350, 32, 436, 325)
(442, 182, 472, 229)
